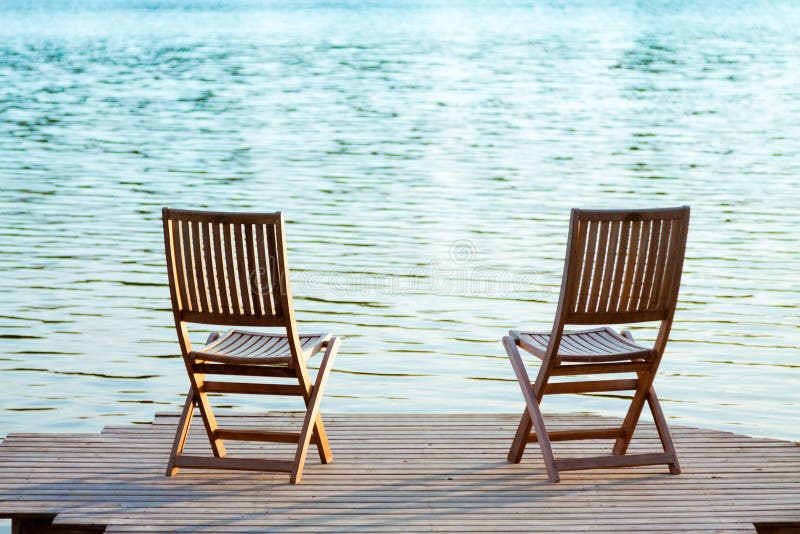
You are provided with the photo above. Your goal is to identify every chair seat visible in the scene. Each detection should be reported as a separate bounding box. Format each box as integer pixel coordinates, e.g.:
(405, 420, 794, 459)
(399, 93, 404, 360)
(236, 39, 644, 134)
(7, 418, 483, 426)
(192, 330, 332, 365)
(510, 327, 654, 363)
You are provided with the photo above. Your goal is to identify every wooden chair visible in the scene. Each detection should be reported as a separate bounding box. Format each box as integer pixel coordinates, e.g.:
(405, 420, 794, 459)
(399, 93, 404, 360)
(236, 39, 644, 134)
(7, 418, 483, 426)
(504, 206, 690, 482)
(161, 208, 340, 484)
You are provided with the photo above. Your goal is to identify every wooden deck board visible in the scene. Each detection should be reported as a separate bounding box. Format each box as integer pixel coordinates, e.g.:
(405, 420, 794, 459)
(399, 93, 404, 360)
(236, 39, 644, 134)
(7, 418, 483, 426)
(1, 413, 799, 533)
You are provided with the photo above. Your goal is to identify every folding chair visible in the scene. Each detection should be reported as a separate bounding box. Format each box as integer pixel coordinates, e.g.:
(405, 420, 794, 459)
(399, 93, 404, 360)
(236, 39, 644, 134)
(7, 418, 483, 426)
(504, 206, 690, 482)
(161, 208, 340, 484)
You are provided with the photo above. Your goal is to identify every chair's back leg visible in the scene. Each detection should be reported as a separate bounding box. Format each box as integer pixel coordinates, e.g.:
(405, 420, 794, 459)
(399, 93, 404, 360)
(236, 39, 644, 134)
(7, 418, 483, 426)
(646, 386, 681, 474)
(187, 370, 226, 457)
(612, 369, 657, 456)
(508, 410, 532, 463)
(311, 417, 332, 464)
(613, 330, 670, 457)
(166, 387, 197, 476)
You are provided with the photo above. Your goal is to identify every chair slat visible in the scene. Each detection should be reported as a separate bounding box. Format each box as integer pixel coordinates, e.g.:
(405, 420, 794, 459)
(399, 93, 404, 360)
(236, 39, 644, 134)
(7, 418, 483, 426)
(181, 220, 200, 312)
(618, 220, 641, 313)
(226, 335, 270, 357)
(202, 221, 220, 314)
(252, 336, 286, 357)
(260, 338, 295, 359)
(597, 220, 621, 313)
(586, 330, 627, 353)
(244, 223, 265, 316)
(637, 218, 662, 313)
(657, 218, 684, 309)
(192, 220, 212, 313)
(621, 221, 653, 312)
(647, 218, 672, 310)
(225, 333, 268, 356)
(648, 221, 673, 307)
(568, 219, 589, 315)
(225, 334, 262, 357)
(211, 334, 243, 353)
(586, 220, 610, 313)
(211, 222, 231, 315)
(255, 223, 276, 315)
(233, 223, 253, 316)
(607, 220, 631, 313)
(576, 220, 599, 314)
(562, 334, 602, 355)
(169, 219, 189, 312)
(224, 223, 241, 315)
(266, 223, 284, 317)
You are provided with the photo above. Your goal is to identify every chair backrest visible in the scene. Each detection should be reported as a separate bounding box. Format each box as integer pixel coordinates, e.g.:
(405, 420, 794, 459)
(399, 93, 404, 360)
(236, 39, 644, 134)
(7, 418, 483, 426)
(558, 206, 690, 326)
(162, 208, 293, 328)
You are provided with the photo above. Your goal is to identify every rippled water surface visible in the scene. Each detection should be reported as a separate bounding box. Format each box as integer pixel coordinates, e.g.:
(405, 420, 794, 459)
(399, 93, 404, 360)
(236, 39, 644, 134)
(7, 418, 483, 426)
(1, 0, 799, 442)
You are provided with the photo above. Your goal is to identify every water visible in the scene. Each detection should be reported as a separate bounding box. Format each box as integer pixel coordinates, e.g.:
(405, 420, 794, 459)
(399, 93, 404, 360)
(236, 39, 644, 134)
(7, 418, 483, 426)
(1, 0, 799, 445)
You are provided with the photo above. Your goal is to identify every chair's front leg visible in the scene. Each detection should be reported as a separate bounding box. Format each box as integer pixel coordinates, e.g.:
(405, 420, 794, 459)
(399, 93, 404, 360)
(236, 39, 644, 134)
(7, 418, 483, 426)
(291, 336, 340, 484)
(503, 336, 559, 483)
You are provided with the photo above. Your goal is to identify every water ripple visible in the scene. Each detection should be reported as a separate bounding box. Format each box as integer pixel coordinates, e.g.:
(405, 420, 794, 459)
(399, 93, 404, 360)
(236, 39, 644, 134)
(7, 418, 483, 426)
(0, 0, 798, 442)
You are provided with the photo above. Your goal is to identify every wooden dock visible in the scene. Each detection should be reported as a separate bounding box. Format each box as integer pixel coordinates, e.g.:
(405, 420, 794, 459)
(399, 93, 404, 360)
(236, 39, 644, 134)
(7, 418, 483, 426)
(1, 413, 799, 532)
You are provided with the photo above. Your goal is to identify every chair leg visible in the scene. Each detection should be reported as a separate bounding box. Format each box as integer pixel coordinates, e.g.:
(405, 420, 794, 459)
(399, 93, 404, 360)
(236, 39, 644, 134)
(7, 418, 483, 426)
(291, 337, 339, 484)
(181, 332, 226, 458)
(296, 347, 336, 465)
(503, 336, 559, 483)
(614, 331, 661, 458)
(612, 374, 653, 456)
(647, 386, 681, 474)
(166, 387, 196, 477)
(311, 416, 333, 464)
(508, 410, 532, 464)
(188, 372, 226, 457)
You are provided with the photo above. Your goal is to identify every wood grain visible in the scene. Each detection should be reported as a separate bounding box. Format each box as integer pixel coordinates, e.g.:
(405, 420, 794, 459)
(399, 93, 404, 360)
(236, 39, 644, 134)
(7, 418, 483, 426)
(2, 413, 798, 533)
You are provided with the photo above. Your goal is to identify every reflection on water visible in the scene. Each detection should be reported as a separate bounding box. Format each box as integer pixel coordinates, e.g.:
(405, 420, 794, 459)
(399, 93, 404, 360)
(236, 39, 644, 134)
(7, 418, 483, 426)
(0, 0, 798, 441)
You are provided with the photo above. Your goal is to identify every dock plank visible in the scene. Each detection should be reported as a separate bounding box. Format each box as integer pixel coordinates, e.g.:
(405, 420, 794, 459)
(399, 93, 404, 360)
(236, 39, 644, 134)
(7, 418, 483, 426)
(1, 413, 799, 532)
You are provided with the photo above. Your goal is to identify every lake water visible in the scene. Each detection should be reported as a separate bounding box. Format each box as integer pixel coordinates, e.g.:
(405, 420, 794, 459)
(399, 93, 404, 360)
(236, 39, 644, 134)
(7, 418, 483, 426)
(1, 0, 799, 446)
